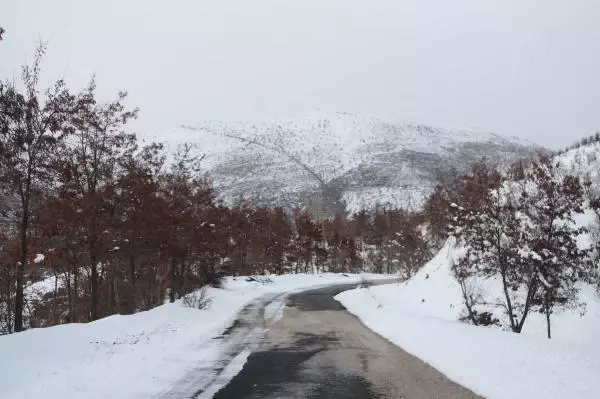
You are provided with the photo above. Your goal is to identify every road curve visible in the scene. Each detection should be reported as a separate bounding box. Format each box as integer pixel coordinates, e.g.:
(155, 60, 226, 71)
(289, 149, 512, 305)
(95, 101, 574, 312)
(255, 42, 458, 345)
(212, 283, 482, 399)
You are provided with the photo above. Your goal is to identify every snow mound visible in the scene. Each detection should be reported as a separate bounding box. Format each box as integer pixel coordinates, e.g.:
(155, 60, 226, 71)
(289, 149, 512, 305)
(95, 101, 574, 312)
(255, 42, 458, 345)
(336, 241, 600, 398)
(368, 239, 465, 321)
(378, 236, 600, 339)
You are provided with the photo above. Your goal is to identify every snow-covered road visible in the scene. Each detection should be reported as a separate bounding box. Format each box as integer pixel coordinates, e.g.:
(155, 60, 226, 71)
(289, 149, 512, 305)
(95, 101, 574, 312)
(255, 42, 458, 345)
(0, 273, 394, 399)
(154, 291, 288, 398)
(208, 283, 479, 399)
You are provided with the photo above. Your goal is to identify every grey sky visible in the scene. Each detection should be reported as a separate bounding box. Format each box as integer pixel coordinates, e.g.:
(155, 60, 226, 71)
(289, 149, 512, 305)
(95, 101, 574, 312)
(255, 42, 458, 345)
(2, 0, 600, 149)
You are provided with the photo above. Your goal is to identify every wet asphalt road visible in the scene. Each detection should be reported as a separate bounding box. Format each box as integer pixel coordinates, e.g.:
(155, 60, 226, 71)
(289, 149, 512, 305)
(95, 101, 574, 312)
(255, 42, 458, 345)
(212, 283, 482, 399)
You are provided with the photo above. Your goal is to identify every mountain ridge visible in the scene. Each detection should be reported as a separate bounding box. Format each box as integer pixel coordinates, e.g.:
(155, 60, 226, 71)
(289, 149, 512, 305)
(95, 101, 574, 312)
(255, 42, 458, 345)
(174, 112, 546, 215)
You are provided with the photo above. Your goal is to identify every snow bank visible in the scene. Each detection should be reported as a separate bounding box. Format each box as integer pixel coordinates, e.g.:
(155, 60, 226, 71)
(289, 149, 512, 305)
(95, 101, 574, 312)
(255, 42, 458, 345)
(0, 272, 391, 399)
(336, 243, 600, 398)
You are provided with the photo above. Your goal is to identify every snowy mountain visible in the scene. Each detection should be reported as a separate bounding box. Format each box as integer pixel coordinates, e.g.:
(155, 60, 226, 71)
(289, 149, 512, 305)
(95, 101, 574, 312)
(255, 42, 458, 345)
(176, 113, 544, 215)
(556, 140, 600, 193)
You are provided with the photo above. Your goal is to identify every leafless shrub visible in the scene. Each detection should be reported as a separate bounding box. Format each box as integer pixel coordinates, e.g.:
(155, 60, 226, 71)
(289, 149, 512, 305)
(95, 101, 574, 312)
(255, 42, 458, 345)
(182, 286, 211, 310)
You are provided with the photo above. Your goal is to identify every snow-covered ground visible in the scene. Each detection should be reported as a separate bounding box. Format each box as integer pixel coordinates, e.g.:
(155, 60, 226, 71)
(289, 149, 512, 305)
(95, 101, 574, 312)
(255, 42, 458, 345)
(336, 241, 600, 399)
(0, 273, 391, 399)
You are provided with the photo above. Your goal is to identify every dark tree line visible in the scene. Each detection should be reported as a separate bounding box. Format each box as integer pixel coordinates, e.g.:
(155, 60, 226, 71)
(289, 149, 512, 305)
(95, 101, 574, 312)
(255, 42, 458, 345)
(556, 131, 600, 155)
(0, 47, 430, 333)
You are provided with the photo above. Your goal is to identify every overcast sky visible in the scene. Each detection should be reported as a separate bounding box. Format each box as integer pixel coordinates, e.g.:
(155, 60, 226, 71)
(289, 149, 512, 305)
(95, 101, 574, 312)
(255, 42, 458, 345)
(2, 0, 600, 149)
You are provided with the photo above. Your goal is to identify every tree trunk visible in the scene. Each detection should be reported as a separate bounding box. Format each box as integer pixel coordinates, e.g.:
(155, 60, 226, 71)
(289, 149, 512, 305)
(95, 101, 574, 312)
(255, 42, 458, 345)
(112, 264, 119, 314)
(304, 250, 310, 274)
(14, 210, 29, 332)
(88, 203, 100, 321)
(73, 267, 79, 322)
(53, 274, 58, 324)
(516, 277, 538, 333)
(386, 247, 391, 274)
(129, 254, 136, 312)
(545, 292, 552, 339)
(106, 262, 114, 314)
(169, 258, 176, 303)
(129, 254, 136, 288)
(65, 272, 72, 323)
(90, 248, 99, 321)
(500, 268, 518, 332)
(180, 257, 186, 297)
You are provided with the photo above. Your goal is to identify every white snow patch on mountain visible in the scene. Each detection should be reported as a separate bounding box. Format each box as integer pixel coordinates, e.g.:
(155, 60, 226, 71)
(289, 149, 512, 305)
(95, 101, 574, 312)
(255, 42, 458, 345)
(173, 112, 542, 212)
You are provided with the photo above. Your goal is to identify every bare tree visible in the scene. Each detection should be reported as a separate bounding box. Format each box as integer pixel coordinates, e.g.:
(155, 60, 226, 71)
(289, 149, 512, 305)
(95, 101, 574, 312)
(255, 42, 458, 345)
(450, 161, 536, 332)
(523, 157, 589, 339)
(61, 78, 137, 320)
(452, 157, 591, 337)
(0, 44, 78, 331)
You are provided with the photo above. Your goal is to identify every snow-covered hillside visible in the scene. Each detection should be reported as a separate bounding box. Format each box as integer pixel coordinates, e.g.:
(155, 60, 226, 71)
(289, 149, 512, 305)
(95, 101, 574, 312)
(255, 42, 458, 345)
(557, 140, 600, 192)
(337, 239, 600, 399)
(173, 113, 543, 214)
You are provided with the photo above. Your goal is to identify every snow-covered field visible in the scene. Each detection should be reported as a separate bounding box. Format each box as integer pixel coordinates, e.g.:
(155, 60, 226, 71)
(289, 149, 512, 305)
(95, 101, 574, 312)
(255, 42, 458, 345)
(0, 273, 391, 399)
(336, 242, 600, 399)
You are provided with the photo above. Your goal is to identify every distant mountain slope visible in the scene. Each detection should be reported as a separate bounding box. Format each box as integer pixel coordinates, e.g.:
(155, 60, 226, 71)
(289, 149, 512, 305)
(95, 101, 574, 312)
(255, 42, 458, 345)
(556, 140, 600, 191)
(178, 113, 545, 215)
